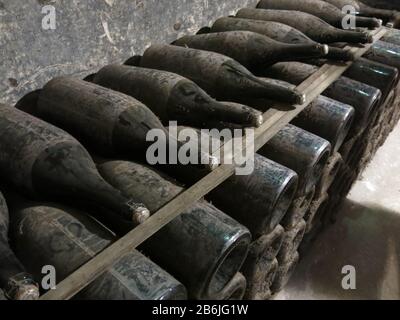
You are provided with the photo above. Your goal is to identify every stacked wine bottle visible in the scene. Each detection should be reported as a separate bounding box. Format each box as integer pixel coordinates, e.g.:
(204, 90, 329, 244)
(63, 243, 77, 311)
(1, 0, 400, 300)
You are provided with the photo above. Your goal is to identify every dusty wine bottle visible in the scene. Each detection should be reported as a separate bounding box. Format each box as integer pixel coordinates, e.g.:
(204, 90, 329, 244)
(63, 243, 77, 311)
(325, 0, 400, 26)
(242, 78, 355, 152)
(359, 2, 400, 26)
(315, 152, 343, 196)
(294, 97, 354, 152)
(172, 31, 329, 70)
(304, 192, 329, 233)
(96, 160, 251, 300)
(245, 258, 278, 300)
(134, 44, 305, 104)
(18, 78, 218, 170)
(323, 76, 382, 130)
(215, 273, 247, 300)
(242, 225, 284, 299)
(256, 0, 382, 29)
(236, 8, 373, 43)
(271, 251, 299, 293)
(92, 64, 263, 128)
(326, 58, 397, 102)
(261, 62, 382, 131)
(276, 220, 307, 264)
(8, 200, 187, 300)
(0, 191, 39, 300)
(161, 126, 298, 238)
(208, 154, 298, 237)
(381, 28, 400, 46)
(360, 0, 400, 11)
(0, 103, 149, 225)
(364, 40, 400, 71)
(17, 77, 168, 155)
(281, 187, 316, 229)
(328, 40, 400, 82)
(278, 57, 397, 103)
(210, 17, 354, 61)
(323, 0, 360, 11)
(259, 124, 332, 196)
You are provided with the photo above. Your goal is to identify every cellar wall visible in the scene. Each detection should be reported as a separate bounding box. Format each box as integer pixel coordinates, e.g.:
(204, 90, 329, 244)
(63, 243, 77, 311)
(0, 0, 258, 104)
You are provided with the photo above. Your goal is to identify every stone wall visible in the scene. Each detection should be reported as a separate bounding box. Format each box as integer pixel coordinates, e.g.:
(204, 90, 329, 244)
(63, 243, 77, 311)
(0, 0, 258, 104)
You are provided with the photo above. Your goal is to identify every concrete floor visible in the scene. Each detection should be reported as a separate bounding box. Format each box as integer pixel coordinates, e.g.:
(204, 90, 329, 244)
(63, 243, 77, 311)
(275, 123, 400, 300)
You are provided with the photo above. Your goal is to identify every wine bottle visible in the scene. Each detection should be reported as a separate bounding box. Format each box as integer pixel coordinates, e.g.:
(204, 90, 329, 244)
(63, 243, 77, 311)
(381, 28, 400, 46)
(306, 57, 398, 102)
(17, 77, 168, 156)
(326, 0, 400, 26)
(166, 127, 299, 237)
(257, 0, 382, 29)
(343, 58, 398, 102)
(8, 199, 187, 300)
(324, 75, 382, 130)
(161, 126, 299, 237)
(330, 40, 400, 76)
(281, 186, 317, 229)
(360, 0, 400, 11)
(259, 259, 279, 299)
(215, 273, 246, 300)
(238, 76, 354, 152)
(323, 0, 360, 11)
(17, 81, 218, 171)
(0, 191, 39, 300)
(276, 220, 307, 264)
(358, 1, 400, 27)
(92, 64, 263, 128)
(364, 40, 400, 71)
(0, 103, 149, 225)
(210, 17, 354, 61)
(259, 124, 332, 196)
(242, 225, 284, 299)
(134, 44, 305, 105)
(172, 31, 329, 70)
(261, 62, 382, 131)
(271, 251, 299, 293)
(294, 96, 354, 152)
(209, 153, 299, 237)
(304, 191, 330, 233)
(236, 8, 373, 43)
(96, 160, 251, 300)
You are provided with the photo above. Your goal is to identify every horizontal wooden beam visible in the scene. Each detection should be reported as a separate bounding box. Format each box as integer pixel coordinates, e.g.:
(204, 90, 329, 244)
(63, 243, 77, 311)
(40, 26, 387, 300)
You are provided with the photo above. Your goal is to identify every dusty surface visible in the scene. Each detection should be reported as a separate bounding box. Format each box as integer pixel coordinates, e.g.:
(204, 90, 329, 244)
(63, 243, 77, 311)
(276, 122, 400, 300)
(0, 0, 257, 105)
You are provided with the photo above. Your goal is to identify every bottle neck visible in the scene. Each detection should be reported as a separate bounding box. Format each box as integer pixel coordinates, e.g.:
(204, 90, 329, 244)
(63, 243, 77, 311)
(81, 181, 147, 224)
(327, 47, 355, 61)
(0, 243, 38, 300)
(253, 76, 305, 105)
(360, 4, 396, 20)
(278, 43, 328, 61)
(168, 87, 262, 128)
(334, 29, 372, 44)
(32, 142, 148, 224)
(355, 16, 382, 29)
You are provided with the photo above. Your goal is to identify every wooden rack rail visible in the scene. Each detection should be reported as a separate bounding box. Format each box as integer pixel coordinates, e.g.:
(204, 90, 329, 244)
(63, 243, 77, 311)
(40, 26, 388, 300)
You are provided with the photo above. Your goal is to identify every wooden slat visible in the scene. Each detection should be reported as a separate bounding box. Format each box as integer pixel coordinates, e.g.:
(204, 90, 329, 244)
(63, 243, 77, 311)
(40, 27, 387, 300)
